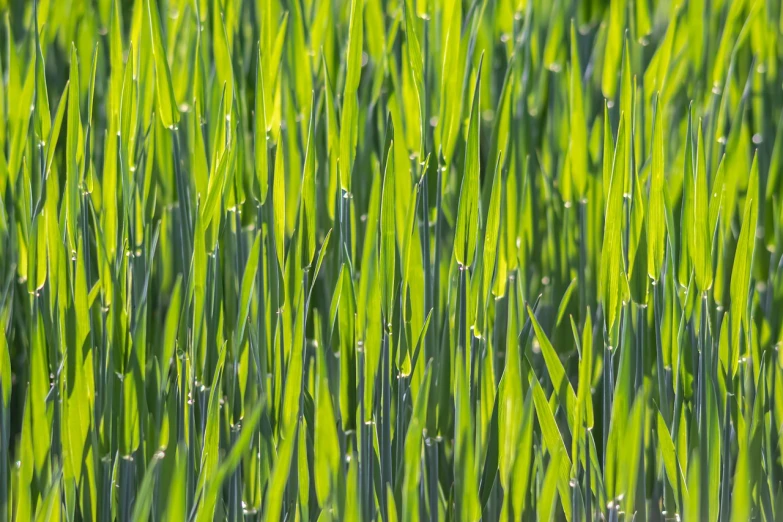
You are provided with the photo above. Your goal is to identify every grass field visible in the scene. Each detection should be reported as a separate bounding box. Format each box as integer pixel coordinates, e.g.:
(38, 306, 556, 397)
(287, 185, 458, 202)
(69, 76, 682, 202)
(1, 0, 782, 520)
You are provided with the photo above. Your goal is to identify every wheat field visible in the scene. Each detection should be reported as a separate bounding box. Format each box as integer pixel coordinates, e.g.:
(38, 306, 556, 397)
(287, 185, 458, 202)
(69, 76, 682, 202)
(1, 0, 782, 520)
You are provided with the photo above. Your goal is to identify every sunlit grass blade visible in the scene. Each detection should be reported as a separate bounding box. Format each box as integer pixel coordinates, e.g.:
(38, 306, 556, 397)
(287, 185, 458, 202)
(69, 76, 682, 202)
(569, 20, 588, 200)
(692, 121, 712, 292)
(532, 376, 573, 521)
(339, 0, 363, 193)
(254, 44, 268, 203)
(729, 154, 759, 375)
(528, 305, 577, 432)
(454, 54, 483, 268)
(600, 116, 626, 344)
(146, 0, 179, 128)
(380, 145, 396, 327)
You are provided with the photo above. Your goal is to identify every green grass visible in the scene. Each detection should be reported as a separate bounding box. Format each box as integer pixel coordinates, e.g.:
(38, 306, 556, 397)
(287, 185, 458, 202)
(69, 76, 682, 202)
(1, 0, 782, 520)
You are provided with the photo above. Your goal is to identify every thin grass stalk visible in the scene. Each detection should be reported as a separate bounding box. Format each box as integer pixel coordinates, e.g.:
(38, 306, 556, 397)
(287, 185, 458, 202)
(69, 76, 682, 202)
(578, 199, 588, 325)
(419, 454, 428, 521)
(698, 294, 709, 521)
(433, 160, 443, 366)
(100, 291, 114, 520)
(300, 268, 309, 415)
(651, 279, 669, 516)
(100, 453, 112, 522)
(341, 191, 352, 265)
(717, 388, 730, 522)
(427, 436, 439, 522)
(572, 461, 580, 522)
(228, 424, 241, 522)
(653, 279, 671, 425)
(0, 388, 6, 522)
(419, 168, 432, 361)
(256, 202, 267, 397)
(381, 329, 392, 521)
(395, 365, 405, 490)
(585, 425, 592, 522)
(276, 312, 286, 430)
(119, 455, 136, 522)
(430, 159, 444, 442)
(764, 364, 777, 516)
(635, 304, 643, 393)
(357, 338, 367, 521)
(671, 332, 685, 517)
(266, 168, 280, 318)
(366, 378, 375, 522)
(171, 129, 193, 262)
(602, 332, 611, 471)
(187, 364, 197, 516)
(455, 266, 467, 519)
(636, 303, 647, 522)
(470, 329, 478, 419)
